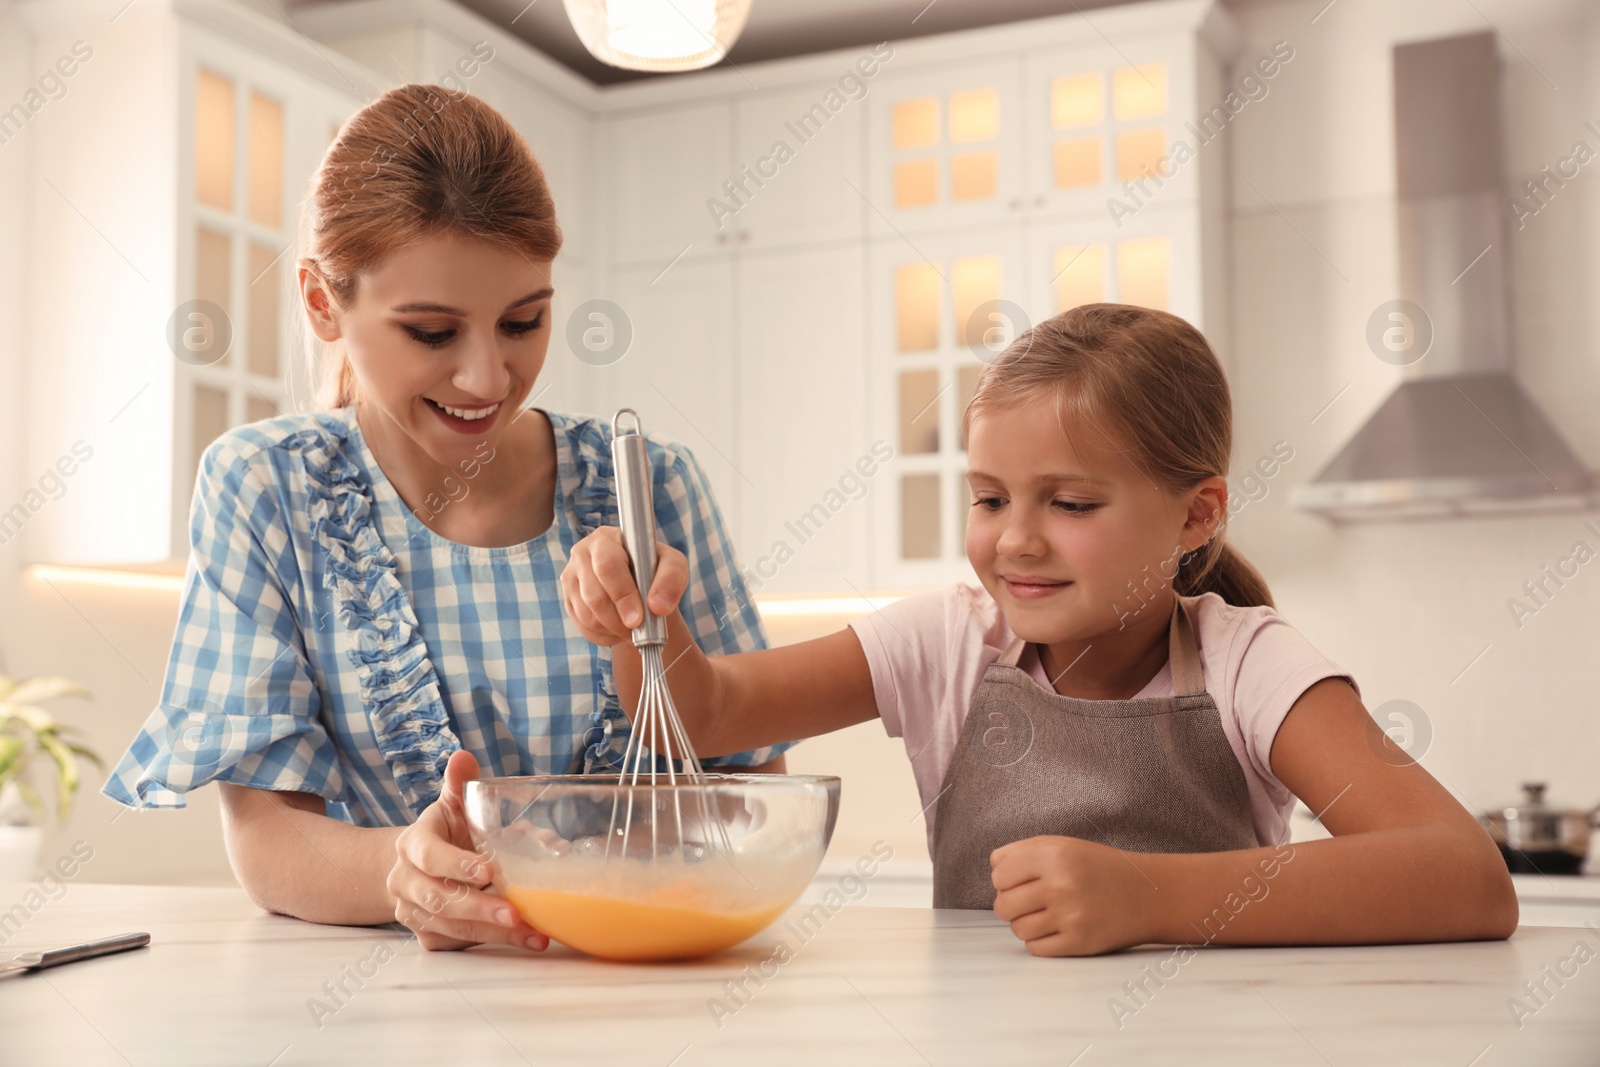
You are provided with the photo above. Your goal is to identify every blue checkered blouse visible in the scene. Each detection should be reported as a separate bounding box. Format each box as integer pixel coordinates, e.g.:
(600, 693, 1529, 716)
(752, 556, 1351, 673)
(100, 405, 791, 827)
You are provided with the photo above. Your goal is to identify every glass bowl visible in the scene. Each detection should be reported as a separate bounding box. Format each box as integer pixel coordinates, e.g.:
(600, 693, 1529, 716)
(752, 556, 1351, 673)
(464, 773, 841, 961)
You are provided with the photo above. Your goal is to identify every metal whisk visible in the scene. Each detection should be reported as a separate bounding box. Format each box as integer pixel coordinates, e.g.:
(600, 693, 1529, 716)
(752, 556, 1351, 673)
(606, 409, 729, 861)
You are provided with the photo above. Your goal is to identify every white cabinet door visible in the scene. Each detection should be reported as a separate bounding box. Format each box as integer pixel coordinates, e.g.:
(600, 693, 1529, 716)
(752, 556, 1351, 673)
(599, 256, 743, 547)
(605, 100, 734, 268)
(867, 227, 1027, 591)
(730, 84, 865, 251)
(864, 59, 1025, 238)
(735, 245, 871, 596)
(1022, 32, 1201, 221)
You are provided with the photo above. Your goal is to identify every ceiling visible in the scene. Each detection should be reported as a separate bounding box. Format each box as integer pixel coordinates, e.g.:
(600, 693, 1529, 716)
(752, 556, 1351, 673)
(293, 0, 1182, 85)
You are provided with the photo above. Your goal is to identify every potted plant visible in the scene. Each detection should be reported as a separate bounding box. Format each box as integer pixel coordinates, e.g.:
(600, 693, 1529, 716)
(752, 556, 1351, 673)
(0, 674, 100, 881)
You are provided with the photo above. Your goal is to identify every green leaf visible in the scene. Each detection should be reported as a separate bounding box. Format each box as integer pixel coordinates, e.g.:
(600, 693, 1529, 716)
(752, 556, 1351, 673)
(0, 735, 23, 782)
(6, 677, 91, 706)
(64, 742, 104, 769)
(0, 704, 56, 734)
(38, 732, 79, 823)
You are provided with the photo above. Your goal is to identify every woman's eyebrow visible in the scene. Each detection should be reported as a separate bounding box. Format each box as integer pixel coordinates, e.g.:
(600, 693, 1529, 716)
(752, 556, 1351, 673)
(390, 288, 555, 315)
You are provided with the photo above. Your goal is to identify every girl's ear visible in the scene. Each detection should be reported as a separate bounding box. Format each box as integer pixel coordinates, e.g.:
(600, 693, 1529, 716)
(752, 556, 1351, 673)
(1180, 476, 1229, 554)
(298, 263, 343, 343)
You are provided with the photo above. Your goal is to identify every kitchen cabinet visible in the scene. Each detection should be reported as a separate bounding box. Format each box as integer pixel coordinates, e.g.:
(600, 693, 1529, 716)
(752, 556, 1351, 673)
(591, 242, 872, 594)
(1021, 33, 1205, 219)
(308, 0, 1236, 595)
(602, 83, 866, 261)
(172, 24, 363, 558)
(579, 3, 1235, 594)
(865, 198, 1215, 589)
(20, 0, 1237, 595)
(594, 255, 742, 543)
(603, 101, 734, 267)
(1025, 204, 1204, 327)
(861, 22, 1231, 588)
(19, 0, 369, 566)
(735, 245, 870, 595)
(728, 83, 866, 251)
(868, 229, 1026, 590)
(864, 59, 1027, 237)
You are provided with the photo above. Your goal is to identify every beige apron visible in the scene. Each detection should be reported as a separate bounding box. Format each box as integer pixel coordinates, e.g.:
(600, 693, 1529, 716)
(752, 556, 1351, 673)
(931, 599, 1258, 910)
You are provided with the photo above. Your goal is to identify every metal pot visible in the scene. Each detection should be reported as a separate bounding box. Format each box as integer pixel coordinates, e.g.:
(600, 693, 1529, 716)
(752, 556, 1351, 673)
(1479, 782, 1600, 875)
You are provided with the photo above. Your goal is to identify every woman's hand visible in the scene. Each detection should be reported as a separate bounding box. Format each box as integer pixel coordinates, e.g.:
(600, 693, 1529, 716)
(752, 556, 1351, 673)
(561, 526, 688, 646)
(388, 749, 550, 953)
(990, 835, 1160, 957)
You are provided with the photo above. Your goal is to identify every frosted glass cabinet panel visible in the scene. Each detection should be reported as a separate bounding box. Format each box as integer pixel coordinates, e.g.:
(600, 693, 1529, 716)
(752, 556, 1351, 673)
(870, 231, 1025, 588)
(184, 60, 292, 480)
(892, 97, 939, 149)
(247, 91, 285, 229)
(1025, 36, 1199, 219)
(895, 263, 942, 352)
(172, 22, 362, 558)
(868, 61, 1024, 235)
(1030, 207, 1201, 325)
(195, 68, 235, 211)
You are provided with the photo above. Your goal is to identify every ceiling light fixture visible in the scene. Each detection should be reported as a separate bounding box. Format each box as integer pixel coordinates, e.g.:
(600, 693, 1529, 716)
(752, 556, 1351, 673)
(563, 0, 752, 73)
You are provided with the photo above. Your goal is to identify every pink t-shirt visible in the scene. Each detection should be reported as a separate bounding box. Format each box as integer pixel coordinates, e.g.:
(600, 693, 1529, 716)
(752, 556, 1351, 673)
(847, 584, 1357, 854)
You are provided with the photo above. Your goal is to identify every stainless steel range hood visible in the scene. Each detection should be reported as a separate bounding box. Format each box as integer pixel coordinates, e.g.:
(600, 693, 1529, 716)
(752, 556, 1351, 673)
(1292, 32, 1596, 521)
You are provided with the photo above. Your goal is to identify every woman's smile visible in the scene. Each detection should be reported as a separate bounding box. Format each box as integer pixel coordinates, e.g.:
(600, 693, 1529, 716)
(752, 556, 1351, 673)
(424, 396, 505, 434)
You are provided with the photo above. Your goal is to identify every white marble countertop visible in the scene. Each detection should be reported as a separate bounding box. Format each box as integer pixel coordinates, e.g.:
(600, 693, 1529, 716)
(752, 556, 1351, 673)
(3, 881, 1599, 1066)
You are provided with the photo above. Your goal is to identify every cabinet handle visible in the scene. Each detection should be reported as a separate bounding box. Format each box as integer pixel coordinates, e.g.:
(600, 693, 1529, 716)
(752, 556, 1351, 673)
(1009, 197, 1023, 210)
(738, 231, 750, 243)
(1033, 195, 1045, 208)
(717, 232, 729, 245)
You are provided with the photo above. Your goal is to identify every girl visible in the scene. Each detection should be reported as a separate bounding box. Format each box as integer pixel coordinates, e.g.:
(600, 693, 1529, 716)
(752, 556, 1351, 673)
(100, 84, 793, 952)
(562, 304, 1518, 957)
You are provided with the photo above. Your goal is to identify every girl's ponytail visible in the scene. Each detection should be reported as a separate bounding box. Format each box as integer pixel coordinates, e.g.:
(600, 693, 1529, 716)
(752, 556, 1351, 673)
(1177, 542, 1274, 609)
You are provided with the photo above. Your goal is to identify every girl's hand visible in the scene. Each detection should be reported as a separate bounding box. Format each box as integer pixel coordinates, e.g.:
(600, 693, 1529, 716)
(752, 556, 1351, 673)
(387, 749, 550, 953)
(990, 835, 1160, 956)
(561, 526, 688, 647)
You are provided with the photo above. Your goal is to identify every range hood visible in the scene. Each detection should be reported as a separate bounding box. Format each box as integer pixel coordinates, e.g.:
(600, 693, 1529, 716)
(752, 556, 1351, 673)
(1293, 32, 1596, 521)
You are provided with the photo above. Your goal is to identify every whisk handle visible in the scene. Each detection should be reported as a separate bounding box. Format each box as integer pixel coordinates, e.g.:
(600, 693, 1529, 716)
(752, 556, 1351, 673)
(612, 409, 669, 648)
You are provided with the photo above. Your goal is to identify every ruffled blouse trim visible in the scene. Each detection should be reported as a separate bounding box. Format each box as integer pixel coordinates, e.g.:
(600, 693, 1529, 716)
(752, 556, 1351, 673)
(296, 417, 460, 818)
(548, 413, 630, 775)
(554, 411, 617, 542)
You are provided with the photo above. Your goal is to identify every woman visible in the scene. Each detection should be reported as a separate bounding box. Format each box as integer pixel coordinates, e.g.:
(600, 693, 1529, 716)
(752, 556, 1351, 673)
(101, 84, 792, 952)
